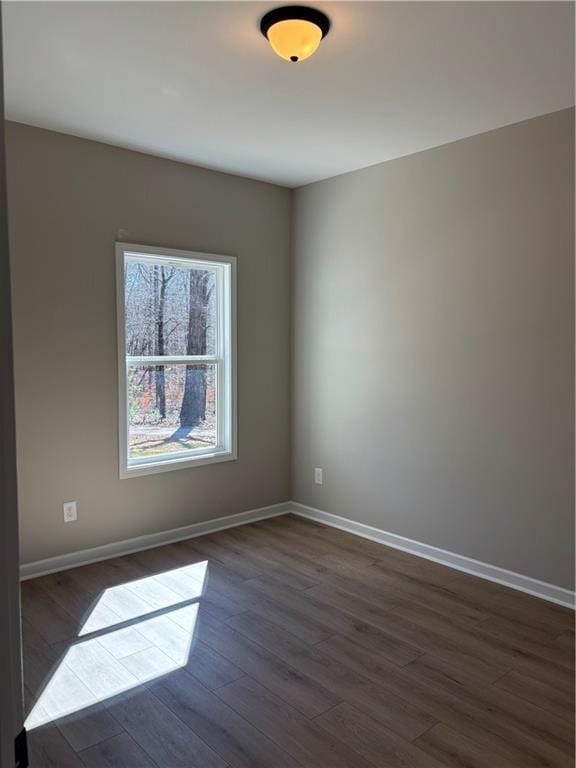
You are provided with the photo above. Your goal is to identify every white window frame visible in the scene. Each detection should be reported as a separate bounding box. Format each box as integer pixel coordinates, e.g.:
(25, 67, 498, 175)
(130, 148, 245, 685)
(116, 243, 237, 478)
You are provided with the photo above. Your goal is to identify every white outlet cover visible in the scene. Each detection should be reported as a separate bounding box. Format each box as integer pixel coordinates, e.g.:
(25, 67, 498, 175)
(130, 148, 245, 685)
(314, 468, 323, 485)
(63, 501, 77, 522)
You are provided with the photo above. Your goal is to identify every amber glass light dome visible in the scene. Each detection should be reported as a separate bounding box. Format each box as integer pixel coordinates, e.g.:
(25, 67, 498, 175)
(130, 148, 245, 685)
(260, 6, 330, 63)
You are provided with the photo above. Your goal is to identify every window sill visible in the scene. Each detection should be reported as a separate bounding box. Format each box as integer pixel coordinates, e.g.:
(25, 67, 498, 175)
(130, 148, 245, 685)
(120, 449, 236, 479)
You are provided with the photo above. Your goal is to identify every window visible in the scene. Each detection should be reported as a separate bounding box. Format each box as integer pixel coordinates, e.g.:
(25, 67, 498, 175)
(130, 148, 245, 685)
(116, 243, 236, 477)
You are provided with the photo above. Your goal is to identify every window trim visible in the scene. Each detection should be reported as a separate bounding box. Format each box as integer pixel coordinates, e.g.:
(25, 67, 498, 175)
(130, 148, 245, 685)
(116, 242, 237, 479)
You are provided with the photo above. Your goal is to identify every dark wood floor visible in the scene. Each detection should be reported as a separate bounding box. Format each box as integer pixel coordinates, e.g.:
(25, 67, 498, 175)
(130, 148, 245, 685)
(22, 514, 574, 768)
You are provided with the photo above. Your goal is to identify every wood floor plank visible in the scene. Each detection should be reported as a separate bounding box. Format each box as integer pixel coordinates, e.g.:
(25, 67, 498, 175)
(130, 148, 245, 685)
(305, 580, 402, 618)
(477, 613, 569, 646)
(246, 575, 422, 665)
(57, 705, 124, 753)
(197, 581, 249, 623)
(33, 571, 104, 627)
(227, 525, 338, 581)
(106, 689, 226, 768)
(22, 618, 66, 699)
(313, 596, 510, 682)
(183, 639, 245, 690)
(414, 722, 520, 768)
(446, 573, 573, 634)
(279, 523, 401, 572)
(280, 517, 460, 588)
(361, 548, 460, 588)
(123, 542, 198, 576)
(361, 563, 490, 624)
(247, 520, 381, 580)
(254, 519, 379, 570)
(392, 602, 574, 693)
(23, 517, 574, 768)
(281, 515, 458, 587)
(405, 651, 504, 690)
(210, 528, 321, 591)
(301, 580, 507, 681)
(316, 702, 448, 768)
(316, 633, 573, 768)
(205, 572, 334, 645)
(307, 561, 486, 628)
(216, 675, 375, 768)
(494, 670, 575, 723)
(79, 732, 159, 768)
(227, 611, 437, 741)
(151, 668, 302, 768)
(282, 515, 396, 561)
(185, 536, 266, 580)
(407, 659, 575, 757)
(175, 539, 252, 585)
(21, 580, 79, 644)
(28, 725, 86, 768)
(38, 562, 121, 601)
(553, 631, 575, 653)
(193, 610, 341, 717)
(74, 557, 151, 595)
(474, 617, 574, 671)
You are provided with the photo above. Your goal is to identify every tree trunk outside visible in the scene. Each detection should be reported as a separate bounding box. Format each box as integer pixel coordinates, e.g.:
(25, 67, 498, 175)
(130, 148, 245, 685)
(180, 271, 209, 428)
(180, 366, 207, 427)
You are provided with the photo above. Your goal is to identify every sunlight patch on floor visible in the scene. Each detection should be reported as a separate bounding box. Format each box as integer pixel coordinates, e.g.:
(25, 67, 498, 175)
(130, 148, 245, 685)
(25, 563, 207, 730)
(80, 561, 207, 635)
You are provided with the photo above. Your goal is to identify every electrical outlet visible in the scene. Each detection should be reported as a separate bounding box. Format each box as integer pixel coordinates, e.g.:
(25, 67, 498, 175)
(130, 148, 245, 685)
(63, 501, 77, 523)
(314, 467, 323, 485)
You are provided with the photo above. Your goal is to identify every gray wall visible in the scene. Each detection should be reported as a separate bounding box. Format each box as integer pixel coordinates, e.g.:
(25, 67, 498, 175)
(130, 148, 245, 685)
(292, 109, 574, 590)
(0, 23, 24, 766)
(8, 110, 574, 590)
(6, 123, 291, 565)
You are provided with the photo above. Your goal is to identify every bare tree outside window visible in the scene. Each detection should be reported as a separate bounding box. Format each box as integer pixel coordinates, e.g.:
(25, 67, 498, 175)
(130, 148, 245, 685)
(124, 259, 217, 460)
(180, 269, 214, 427)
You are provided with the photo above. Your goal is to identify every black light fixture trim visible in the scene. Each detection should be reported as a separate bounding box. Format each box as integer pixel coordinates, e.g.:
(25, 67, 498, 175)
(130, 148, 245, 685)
(260, 6, 331, 41)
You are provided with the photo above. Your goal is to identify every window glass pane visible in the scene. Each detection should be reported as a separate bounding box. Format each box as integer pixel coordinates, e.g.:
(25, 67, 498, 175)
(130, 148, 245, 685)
(124, 261, 217, 356)
(128, 364, 216, 462)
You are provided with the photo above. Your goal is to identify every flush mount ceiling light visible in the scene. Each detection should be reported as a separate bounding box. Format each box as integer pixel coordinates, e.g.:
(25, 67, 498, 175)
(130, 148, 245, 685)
(260, 6, 330, 63)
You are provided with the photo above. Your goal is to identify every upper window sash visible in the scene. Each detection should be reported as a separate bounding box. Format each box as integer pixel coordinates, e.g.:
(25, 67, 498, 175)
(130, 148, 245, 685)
(123, 251, 223, 360)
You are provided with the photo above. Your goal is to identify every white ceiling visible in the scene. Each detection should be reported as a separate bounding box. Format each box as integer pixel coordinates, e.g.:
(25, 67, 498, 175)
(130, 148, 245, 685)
(2, 2, 574, 187)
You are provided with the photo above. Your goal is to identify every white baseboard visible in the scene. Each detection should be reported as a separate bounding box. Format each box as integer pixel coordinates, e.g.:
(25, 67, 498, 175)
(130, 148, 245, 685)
(19, 502, 291, 581)
(20, 498, 575, 609)
(290, 502, 575, 609)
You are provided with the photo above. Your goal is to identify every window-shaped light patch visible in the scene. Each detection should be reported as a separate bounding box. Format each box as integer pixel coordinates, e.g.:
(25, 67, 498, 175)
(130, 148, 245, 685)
(25, 563, 207, 731)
